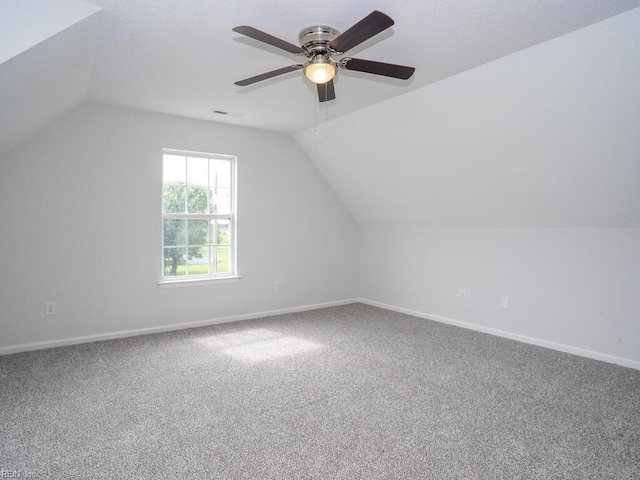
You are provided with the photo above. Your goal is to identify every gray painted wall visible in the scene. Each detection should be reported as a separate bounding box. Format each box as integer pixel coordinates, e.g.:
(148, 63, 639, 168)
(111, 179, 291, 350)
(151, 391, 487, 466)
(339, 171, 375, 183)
(0, 104, 358, 350)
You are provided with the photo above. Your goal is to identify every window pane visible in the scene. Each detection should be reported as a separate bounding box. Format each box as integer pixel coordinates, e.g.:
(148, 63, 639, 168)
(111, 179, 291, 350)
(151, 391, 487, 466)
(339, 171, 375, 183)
(188, 219, 209, 245)
(187, 156, 208, 187)
(217, 246, 231, 273)
(187, 186, 208, 213)
(210, 160, 230, 188)
(163, 185, 185, 214)
(216, 219, 230, 245)
(164, 219, 186, 246)
(164, 247, 186, 276)
(163, 154, 185, 184)
(186, 246, 208, 275)
(210, 188, 231, 214)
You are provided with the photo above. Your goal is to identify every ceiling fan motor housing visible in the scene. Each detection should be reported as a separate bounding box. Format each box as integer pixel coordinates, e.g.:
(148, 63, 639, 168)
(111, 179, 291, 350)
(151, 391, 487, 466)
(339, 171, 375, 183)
(298, 26, 340, 56)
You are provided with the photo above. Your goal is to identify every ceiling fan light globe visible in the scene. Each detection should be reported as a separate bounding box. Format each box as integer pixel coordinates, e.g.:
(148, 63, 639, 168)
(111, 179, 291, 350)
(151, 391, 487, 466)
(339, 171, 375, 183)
(305, 62, 336, 84)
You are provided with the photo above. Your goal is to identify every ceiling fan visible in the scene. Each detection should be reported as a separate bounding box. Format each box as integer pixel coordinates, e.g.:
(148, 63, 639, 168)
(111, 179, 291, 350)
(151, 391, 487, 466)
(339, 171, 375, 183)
(233, 10, 415, 102)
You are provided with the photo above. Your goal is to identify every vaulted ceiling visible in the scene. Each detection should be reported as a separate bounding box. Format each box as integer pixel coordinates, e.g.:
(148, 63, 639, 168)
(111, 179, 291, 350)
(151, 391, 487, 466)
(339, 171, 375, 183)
(295, 8, 640, 227)
(2, 0, 640, 155)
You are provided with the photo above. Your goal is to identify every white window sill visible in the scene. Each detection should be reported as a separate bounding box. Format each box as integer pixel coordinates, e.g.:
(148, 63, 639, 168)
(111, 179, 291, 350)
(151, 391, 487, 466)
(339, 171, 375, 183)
(158, 275, 242, 288)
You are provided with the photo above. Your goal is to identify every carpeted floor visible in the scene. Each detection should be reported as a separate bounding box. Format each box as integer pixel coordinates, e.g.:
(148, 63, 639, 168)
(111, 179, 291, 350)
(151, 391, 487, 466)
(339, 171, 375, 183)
(1, 303, 639, 479)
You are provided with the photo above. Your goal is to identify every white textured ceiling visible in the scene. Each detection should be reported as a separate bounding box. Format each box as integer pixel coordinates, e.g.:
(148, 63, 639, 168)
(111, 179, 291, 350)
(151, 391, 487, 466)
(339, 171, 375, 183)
(2, 0, 640, 154)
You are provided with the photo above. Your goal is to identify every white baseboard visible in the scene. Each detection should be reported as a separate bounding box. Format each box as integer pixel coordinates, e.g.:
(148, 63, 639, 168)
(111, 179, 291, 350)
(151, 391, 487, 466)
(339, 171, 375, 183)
(0, 298, 359, 356)
(5, 298, 638, 371)
(359, 298, 640, 371)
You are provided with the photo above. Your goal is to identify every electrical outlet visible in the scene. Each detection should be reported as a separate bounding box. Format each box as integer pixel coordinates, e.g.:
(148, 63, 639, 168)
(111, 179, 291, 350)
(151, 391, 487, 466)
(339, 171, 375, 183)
(275, 281, 282, 292)
(501, 296, 509, 309)
(459, 289, 466, 301)
(45, 302, 56, 316)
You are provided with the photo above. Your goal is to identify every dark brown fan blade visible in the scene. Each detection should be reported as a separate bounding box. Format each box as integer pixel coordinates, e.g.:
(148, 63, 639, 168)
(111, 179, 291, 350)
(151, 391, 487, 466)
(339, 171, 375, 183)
(329, 11, 394, 54)
(233, 26, 306, 54)
(317, 79, 336, 102)
(342, 58, 415, 80)
(235, 65, 304, 86)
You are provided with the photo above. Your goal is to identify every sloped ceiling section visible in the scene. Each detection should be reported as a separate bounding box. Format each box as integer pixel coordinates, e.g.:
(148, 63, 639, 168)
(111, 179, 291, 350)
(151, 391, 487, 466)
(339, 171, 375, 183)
(0, 1, 101, 154)
(294, 8, 640, 228)
(0, 0, 100, 65)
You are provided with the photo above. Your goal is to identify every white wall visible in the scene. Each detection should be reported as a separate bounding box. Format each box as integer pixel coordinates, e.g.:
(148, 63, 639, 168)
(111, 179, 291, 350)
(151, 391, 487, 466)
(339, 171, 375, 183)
(0, 103, 358, 351)
(294, 9, 640, 367)
(360, 227, 640, 366)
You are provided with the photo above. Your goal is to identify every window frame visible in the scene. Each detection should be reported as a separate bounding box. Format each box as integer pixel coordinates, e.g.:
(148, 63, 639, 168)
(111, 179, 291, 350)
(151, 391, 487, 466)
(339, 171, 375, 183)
(158, 148, 239, 287)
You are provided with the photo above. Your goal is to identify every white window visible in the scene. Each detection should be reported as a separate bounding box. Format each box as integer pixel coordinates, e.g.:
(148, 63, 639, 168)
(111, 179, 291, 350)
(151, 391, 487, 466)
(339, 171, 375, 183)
(161, 149, 236, 282)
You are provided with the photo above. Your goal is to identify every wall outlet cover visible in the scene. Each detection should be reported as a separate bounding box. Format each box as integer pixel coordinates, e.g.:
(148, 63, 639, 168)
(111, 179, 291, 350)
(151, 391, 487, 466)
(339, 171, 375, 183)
(501, 296, 509, 309)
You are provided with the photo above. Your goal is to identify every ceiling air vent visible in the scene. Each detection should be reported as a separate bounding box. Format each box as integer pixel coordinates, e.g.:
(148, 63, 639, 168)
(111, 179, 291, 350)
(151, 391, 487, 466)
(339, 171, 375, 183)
(212, 110, 244, 117)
